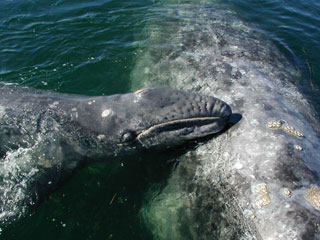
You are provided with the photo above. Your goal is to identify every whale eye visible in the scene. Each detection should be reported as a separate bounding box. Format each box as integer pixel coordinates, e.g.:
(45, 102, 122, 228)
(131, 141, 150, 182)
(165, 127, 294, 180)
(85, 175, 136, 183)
(121, 131, 137, 142)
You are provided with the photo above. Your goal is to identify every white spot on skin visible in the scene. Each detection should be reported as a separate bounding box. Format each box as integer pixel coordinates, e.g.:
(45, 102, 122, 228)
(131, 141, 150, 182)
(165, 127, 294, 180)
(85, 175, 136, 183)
(133, 92, 143, 103)
(245, 142, 261, 156)
(0, 105, 5, 118)
(97, 134, 105, 140)
(249, 119, 259, 127)
(144, 67, 150, 74)
(50, 101, 60, 108)
(102, 109, 112, 118)
(234, 162, 243, 169)
(71, 108, 78, 118)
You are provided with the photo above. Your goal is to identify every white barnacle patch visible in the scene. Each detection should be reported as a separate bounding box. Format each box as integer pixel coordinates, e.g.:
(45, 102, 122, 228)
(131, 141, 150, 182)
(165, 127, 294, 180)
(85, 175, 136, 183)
(234, 161, 243, 170)
(282, 188, 292, 197)
(133, 97, 140, 103)
(101, 109, 112, 118)
(133, 89, 146, 103)
(49, 101, 60, 108)
(0, 105, 5, 118)
(243, 209, 254, 219)
(255, 184, 271, 209)
(305, 186, 320, 210)
(144, 67, 150, 74)
(249, 119, 259, 127)
(88, 100, 96, 105)
(97, 134, 105, 140)
(71, 108, 78, 118)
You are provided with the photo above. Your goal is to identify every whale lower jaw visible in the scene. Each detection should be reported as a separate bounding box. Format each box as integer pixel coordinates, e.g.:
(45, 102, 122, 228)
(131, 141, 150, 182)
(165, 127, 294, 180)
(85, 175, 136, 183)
(137, 116, 227, 140)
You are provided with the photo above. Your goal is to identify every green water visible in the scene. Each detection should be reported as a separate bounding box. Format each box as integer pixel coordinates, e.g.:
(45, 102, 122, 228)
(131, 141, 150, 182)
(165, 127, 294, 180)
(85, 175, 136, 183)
(0, 0, 151, 95)
(1, 0, 320, 239)
(228, 0, 320, 109)
(3, 150, 186, 239)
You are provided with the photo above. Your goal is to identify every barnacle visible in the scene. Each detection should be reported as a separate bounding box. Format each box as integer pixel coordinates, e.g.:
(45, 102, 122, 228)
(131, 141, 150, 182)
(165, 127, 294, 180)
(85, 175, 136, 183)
(255, 184, 271, 209)
(305, 186, 320, 210)
(267, 120, 304, 138)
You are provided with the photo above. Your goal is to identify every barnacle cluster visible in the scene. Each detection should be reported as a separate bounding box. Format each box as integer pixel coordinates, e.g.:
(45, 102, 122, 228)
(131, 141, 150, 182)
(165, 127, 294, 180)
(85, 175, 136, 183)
(267, 120, 304, 138)
(283, 188, 292, 197)
(305, 186, 320, 210)
(255, 184, 271, 209)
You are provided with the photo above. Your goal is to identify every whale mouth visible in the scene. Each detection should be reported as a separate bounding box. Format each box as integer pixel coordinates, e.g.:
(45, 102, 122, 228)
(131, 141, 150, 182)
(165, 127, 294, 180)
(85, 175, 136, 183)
(136, 115, 229, 147)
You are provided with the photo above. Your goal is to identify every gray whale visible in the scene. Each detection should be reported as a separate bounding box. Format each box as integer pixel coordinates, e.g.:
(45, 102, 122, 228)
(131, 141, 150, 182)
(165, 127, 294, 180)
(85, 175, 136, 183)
(131, 2, 320, 240)
(0, 84, 231, 225)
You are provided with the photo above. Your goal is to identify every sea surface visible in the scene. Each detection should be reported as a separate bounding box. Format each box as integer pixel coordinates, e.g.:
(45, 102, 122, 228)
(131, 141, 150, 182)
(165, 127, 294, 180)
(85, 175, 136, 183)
(0, 0, 319, 239)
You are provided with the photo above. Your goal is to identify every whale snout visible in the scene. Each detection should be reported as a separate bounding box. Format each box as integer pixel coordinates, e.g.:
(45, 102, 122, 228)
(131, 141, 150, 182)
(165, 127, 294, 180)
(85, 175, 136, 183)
(135, 88, 231, 120)
(132, 88, 232, 148)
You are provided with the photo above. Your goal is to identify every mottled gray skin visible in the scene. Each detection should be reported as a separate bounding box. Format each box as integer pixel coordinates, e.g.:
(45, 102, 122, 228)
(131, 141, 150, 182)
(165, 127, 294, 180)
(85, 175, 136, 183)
(131, 2, 320, 240)
(0, 84, 231, 225)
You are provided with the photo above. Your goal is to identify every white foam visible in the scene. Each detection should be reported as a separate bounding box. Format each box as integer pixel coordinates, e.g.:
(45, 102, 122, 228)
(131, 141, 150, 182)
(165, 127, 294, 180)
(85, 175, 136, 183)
(0, 135, 45, 223)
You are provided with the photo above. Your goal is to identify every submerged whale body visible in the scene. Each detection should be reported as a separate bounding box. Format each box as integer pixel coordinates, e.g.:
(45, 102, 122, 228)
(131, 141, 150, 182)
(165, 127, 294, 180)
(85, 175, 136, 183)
(0, 84, 232, 225)
(131, 2, 320, 240)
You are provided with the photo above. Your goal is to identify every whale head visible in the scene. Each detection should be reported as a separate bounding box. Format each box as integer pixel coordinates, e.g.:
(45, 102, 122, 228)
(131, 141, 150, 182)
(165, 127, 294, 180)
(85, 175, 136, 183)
(81, 88, 232, 154)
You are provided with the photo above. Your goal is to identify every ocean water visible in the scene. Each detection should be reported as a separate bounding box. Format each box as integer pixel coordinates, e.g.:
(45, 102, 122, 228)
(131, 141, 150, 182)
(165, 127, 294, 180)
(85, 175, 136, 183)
(0, 0, 319, 239)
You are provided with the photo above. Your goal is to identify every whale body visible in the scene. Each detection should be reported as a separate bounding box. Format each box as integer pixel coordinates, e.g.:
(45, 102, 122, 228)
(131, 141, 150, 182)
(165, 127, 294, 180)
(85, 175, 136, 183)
(131, 2, 320, 240)
(0, 84, 231, 225)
